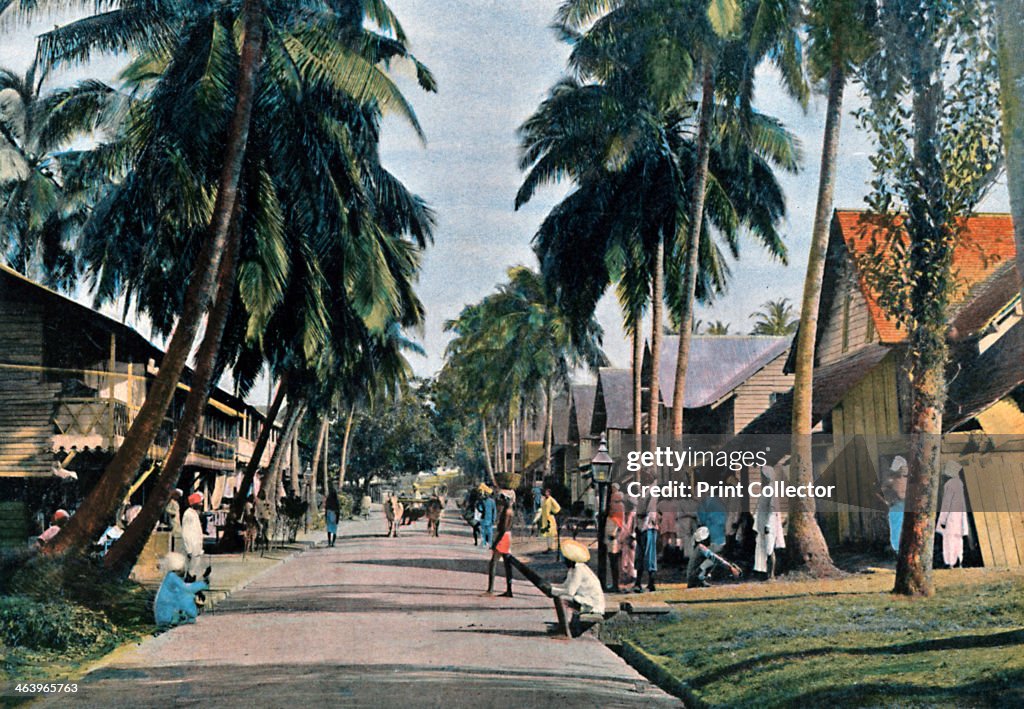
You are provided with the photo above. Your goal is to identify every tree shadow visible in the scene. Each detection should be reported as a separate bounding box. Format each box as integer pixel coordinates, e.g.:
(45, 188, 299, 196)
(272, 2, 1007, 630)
(436, 627, 552, 638)
(688, 629, 1024, 689)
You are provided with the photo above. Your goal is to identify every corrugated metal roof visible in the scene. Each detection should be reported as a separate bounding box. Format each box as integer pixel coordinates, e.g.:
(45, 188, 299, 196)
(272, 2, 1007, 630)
(834, 210, 1017, 344)
(655, 335, 791, 409)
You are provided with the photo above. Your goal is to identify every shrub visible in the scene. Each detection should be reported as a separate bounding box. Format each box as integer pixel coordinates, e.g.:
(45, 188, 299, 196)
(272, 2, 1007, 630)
(0, 596, 114, 652)
(337, 493, 354, 520)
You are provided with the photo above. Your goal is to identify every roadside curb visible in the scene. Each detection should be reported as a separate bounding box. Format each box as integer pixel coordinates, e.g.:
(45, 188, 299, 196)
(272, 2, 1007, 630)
(618, 639, 702, 708)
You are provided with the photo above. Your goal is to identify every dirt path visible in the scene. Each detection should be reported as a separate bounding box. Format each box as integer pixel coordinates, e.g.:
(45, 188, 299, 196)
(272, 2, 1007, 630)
(43, 513, 678, 707)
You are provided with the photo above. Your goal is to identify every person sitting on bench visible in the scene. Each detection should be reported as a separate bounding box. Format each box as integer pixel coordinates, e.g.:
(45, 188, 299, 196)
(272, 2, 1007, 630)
(551, 539, 605, 615)
(688, 526, 740, 588)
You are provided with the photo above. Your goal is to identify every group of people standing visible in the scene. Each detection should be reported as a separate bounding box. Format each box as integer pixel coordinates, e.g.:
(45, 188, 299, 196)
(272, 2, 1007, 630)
(883, 456, 971, 567)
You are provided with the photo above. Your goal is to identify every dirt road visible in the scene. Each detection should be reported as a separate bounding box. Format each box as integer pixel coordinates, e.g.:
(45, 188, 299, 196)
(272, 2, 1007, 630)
(44, 513, 678, 707)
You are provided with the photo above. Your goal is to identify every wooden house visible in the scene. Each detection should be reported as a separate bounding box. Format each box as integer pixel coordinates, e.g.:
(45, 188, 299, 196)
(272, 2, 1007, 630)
(745, 210, 1024, 563)
(0, 264, 256, 546)
(591, 367, 636, 458)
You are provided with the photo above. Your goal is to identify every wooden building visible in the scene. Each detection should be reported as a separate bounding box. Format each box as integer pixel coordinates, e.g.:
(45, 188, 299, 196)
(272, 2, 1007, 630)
(0, 264, 274, 547)
(743, 210, 1024, 563)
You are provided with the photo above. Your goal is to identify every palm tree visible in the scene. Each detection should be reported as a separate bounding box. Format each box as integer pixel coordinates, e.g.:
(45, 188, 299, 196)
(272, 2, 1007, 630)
(662, 0, 806, 441)
(524, 0, 800, 449)
(749, 297, 797, 335)
(994, 0, 1024, 303)
(0, 61, 124, 288)
(787, 0, 876, 577)
(443, 266, 607, 482)
(44, 0, 434, 556)
(705, 320, 731, 335)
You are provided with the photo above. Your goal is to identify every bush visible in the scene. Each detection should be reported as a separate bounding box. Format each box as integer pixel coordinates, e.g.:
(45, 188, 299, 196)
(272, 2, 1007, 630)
(337, 493, 354, 520)
(7, 554, 155, 628)
(0, 596, 114, 652)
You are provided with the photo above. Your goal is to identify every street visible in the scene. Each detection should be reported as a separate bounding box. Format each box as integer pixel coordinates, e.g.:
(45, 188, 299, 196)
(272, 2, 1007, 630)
(43, 513, 678, 707)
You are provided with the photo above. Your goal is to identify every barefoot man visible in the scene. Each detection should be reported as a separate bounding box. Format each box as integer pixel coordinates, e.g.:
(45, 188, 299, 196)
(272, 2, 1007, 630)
(486, 492, 515, 597)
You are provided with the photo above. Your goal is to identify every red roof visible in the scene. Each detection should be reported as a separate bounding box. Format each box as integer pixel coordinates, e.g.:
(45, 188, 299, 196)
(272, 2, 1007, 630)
(834, 210, 1017, 344)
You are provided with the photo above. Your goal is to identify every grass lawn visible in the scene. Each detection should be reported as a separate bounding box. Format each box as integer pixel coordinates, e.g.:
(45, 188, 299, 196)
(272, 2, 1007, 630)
(605, 565, 1024, 707)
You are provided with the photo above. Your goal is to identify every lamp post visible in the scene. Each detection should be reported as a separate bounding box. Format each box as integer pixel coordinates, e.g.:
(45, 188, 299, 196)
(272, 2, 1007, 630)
(591, 433, 615, 591)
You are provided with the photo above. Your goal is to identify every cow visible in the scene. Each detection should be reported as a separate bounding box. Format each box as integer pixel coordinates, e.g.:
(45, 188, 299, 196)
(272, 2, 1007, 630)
(426, 494, 447, 537)
(384, 494, 404, 537)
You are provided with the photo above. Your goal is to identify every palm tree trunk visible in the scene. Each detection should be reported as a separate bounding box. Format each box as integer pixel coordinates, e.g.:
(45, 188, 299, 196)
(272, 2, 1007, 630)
(670, 64, 714, 441)
(46, 0, 266, 556)
(510, 416, 517, 474)
(306, 416, 329, 528)
(102, 216, 240, 576)
(648, 238, 665, 454)
(895, 64, 946, 598)
(632, 316, 643, 437)
(481, 419, 497, 487)
(996, 0, 1024, 303)
(229, 373, 287, 522)
(787, 60, 845, 577)
(265, 400, 306, 528)
(338, 403, 355, 489)
(543, 379, 554, 480)
(289, 430, 300, 496)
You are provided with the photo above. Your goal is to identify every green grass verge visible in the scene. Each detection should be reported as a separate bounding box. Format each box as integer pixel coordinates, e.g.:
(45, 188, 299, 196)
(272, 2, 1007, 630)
(605, 573, 1024, 707)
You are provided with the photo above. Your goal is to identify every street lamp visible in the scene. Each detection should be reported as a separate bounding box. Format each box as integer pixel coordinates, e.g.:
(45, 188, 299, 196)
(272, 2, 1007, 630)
(591, 433, 615, 591)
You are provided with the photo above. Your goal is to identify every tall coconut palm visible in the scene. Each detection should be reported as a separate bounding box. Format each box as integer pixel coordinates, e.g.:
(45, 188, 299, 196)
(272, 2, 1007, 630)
(994, 0, 1024, 302)
(43, 0, 434, 556)
(0, 61, 125, 288)
(519, 81, 797, 449)
(787, 0, 877, 576)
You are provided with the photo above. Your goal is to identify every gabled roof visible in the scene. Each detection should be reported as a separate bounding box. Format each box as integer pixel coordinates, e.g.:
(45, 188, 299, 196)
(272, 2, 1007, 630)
(594, 368, 633, 432)
(569, 384, 597, 442)
(832, 210, 1017, 344)
(653, 335, 790, 409)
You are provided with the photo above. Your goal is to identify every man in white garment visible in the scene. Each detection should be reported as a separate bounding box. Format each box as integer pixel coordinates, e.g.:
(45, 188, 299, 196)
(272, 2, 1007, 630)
(181, 492, 207, 581)
(552, 539, 605, 614)
(754, 465, 786, 578)
(937, 460, 969, 567)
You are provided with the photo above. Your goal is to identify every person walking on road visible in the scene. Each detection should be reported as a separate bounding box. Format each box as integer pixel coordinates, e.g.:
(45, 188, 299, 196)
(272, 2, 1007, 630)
(486, 492, 515, 597)
(324, 487, 341, 547)
(480, 490, 497, 548)
(181, 493, 206, 581)
(539, 488, 561, 552)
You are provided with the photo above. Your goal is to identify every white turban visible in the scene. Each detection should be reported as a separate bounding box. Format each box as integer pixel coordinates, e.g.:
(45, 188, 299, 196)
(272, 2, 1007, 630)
(890, 456, 908, 473)
(943, 460, 963, 478)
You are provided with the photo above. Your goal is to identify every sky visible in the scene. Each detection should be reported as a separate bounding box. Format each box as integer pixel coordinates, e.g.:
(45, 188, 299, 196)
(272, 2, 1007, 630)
(1, 0, 1010, 389)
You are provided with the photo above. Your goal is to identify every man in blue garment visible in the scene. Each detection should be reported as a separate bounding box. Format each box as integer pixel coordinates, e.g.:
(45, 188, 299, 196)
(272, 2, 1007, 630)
(480, 490, 497, 548)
